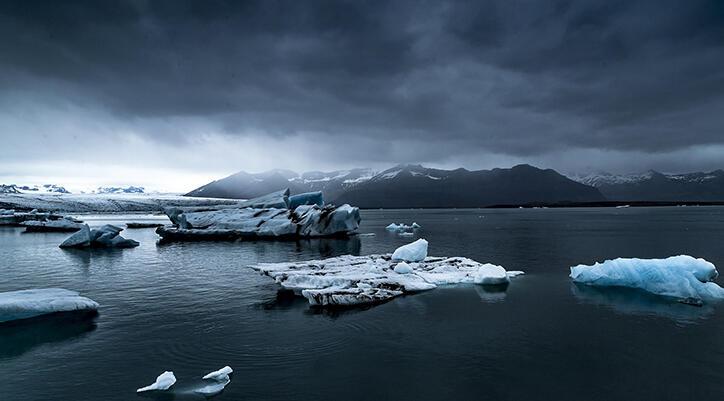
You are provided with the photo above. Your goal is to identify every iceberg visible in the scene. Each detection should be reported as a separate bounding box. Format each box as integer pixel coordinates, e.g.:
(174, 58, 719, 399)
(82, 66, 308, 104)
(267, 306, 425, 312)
(238, 188, 290, 209)
(570, 255, 724, 304)
(22, 217, 84, 232)
(391, 239, 428, 262)
(59, 224, 139, 248)
(288, 191, 324, 209)
(385, 222, 420, 232)
(202, 366, 233, 381)
(137, 371, 176, 393)
(251, 251, 523, 307)
(158, 203, 360, 240)
(0, 289, 99, 323)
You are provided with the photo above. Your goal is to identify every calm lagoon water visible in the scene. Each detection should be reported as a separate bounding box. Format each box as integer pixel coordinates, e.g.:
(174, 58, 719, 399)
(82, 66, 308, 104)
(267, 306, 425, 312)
(2, 207, 724, 401)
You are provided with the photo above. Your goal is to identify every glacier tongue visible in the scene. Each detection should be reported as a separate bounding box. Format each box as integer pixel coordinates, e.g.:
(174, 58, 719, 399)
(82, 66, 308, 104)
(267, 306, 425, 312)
(251, 252, 523, 307)
(570, 255, 724, 304)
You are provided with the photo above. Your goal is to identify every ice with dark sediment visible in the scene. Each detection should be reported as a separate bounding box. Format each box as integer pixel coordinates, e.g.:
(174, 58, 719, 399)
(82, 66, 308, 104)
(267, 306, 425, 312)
(0, 288, 99, 323)
(59, 224, 139, 248)
(251, 239, 524, 307)
(158, 190, 360, 240)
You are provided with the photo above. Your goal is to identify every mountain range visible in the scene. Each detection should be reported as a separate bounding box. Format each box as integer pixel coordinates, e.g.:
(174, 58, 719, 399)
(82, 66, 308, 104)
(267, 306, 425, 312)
(186, 164, 606, 207)
(567, 170, 724, 201)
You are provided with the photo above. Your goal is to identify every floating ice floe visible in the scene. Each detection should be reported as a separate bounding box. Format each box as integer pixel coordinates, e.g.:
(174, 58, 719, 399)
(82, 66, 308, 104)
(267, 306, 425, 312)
(126, 222, 164, 229)
(193, 365, 233, 395)
(0, 288, 99, 323)
(570, 255, 724, 305)
(202, 366, 233, 381)
(385, 222, 421, 232)
(59, 224, 140, 248)
(392, 238, 428, 262)
(158, 190, 360, 241)
(251, 245, 523, 307)
(22, 217, 84, 232)
(0, 209, 61, 226)
(137, 371, 176, 393)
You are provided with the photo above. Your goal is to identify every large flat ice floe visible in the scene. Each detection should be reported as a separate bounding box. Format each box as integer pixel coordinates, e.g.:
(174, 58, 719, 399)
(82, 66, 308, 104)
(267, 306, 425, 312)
(0, 289, 99, 323)
(570, 255, 724, 305)
(251, 246, 523, 307)
(159, 202, 360, 241)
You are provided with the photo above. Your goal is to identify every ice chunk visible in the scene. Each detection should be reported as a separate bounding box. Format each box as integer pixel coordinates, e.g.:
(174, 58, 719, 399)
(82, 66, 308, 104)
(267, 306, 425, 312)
(59, 225, 92, 248)
(0, 288, 99, 323)
(251, 254, 522, 307)
(288, 191, 324, 209)
(392, 239, 428, 262)
(202, 366, 233, 381)
(22, 218, 84, 232)
(238, 188, 290, 209)
(136, 371, 176, 393)
(394, 261, 414, 274)
(473, 264, 510, 285)
(59, 224, 139, 249)
(386, 222, 420, 232)
(570, 255, 724, 303)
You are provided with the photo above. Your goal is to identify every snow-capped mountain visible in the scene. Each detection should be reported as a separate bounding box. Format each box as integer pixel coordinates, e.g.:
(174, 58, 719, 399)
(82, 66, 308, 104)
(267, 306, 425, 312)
(0, 184, 71, 194)
(186, 164, 604, 207)
(568, 169, 724, 201)
(95, 186, 145, 194)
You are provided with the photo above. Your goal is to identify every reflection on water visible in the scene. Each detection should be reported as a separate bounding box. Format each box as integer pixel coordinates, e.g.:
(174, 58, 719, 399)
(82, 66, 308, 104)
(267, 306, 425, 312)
(0, 311, 98, 359)
(570, 283, 714, 324)
(475, 284, 509, 303)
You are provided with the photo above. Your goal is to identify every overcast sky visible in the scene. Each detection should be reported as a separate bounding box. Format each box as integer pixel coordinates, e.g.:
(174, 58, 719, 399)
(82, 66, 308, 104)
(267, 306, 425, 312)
(2, 0, 724, 192)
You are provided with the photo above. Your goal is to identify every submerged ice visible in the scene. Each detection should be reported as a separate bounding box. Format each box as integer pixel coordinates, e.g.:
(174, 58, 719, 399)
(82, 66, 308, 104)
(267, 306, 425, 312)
(570, 255, 724, 304)
(0, 288, 99, 323)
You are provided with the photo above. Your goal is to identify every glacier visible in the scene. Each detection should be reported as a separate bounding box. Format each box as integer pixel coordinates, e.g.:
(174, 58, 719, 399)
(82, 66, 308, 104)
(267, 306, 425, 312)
(0, 289, 99, 323)
(251, 246, 523, 307)
(570, 255, 724, 304)
(59, 224, 140, 249)
(136, 371, 176, 393)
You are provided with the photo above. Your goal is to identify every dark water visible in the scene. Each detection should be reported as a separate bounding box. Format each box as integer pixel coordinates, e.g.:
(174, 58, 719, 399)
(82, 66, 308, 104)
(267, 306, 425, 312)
(2, 207, 724, 401)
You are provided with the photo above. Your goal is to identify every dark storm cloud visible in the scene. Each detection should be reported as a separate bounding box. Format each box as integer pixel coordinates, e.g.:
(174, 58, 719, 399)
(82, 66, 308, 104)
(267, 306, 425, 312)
(1, 0, 724, 167)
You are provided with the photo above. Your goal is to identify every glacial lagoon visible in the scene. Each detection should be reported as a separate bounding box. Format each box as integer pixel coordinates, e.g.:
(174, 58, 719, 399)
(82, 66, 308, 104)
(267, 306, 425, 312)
(2, 207, 724, 400)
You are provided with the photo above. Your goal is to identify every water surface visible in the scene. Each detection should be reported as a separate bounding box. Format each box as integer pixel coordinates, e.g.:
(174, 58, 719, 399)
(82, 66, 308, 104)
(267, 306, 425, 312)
(2, 208, 724, 401)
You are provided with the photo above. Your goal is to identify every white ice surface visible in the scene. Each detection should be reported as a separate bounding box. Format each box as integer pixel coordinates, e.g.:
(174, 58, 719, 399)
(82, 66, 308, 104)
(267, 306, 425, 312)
(251, 254, 522, 306)
(0, 288, 99, 323)
(137, 371, 177, 393)
(392, 239, 428, 262)
(202, 366, 233, 381)
(570, 255, 724, 303)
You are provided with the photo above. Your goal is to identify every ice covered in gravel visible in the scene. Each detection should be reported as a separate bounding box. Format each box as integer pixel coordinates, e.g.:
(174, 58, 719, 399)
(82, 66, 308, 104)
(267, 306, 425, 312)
(251, 249, 523, 307)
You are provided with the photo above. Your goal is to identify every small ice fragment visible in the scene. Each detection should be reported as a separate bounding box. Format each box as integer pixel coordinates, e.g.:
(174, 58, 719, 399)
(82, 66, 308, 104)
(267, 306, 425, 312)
(136, 371, 176, 393)
(394, 262, 414, 274)
(202, 366, 233, 381)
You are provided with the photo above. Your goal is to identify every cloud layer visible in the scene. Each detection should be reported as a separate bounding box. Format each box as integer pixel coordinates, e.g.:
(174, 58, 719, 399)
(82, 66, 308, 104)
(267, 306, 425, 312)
(2, 0, 724, 190)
